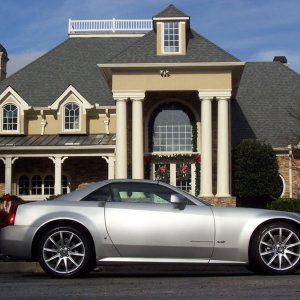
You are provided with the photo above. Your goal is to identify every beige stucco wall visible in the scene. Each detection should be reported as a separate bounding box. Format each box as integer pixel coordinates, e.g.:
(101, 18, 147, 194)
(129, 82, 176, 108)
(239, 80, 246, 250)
(26, 110, 116, 135)
(112, 69, 232, 91)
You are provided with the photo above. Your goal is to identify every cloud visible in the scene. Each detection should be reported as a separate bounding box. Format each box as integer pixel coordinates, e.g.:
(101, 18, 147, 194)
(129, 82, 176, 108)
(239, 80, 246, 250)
(7, 51, 45, 76)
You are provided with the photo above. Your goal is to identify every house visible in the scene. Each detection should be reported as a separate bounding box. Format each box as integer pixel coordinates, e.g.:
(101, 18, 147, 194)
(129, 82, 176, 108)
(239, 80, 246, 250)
(0, 5, 299, 205)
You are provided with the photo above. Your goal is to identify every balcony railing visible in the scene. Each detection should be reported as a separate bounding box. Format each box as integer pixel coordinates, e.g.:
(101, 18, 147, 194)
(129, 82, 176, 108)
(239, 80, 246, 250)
(68, 19, 153, 34)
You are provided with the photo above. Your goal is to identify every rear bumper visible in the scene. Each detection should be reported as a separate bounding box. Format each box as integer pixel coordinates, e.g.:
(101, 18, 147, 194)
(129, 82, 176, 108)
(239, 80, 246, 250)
(0, 225, 36, 259)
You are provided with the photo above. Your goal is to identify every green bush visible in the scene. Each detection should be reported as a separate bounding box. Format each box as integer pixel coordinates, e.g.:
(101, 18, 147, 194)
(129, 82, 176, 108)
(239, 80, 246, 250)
(233, 139, 282, 203)
(269, 198, 300, 213)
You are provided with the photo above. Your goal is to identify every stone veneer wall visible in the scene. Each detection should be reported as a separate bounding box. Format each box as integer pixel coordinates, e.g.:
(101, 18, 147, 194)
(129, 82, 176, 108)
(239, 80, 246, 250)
(277, 153, 300, 199)
(202, 196, 236, 207)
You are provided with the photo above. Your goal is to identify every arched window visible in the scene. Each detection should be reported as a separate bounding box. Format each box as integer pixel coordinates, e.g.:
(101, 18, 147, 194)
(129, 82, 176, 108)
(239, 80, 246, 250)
(151, 104, 193, 152)
(64, 102, 80, 130)
(3, 104, 18, 131)
(62, 176, 69, 195)
(19, 175, 29, 195)
(32, 175, 42, 195)
(44, 175, 54, 195)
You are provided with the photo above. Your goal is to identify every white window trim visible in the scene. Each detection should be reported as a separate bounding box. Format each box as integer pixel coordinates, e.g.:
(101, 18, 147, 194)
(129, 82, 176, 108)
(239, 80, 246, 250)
(62, 101, 81, 133)
(17, 173, 70, 200)
(0, 86, 31, 135)
(161, 21, 181, 55)
(151, 162, 195, 195)
(1, 103, 20, 133)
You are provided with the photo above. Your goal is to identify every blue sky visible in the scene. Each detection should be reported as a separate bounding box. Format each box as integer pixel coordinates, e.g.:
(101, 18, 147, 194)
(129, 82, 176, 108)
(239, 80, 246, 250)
(1, 0, 300, 75)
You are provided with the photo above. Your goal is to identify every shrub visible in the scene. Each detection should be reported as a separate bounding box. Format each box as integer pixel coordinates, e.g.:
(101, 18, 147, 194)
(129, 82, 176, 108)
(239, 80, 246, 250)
(269, 198, 300, 213)
(233, 139, 282, 207)
(0, 210, 8, 229)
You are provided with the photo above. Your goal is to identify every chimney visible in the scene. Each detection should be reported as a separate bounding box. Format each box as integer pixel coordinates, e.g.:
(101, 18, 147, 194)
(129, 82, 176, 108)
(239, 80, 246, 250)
(273, 56, 288, 64)
(0, 43, 9, 81)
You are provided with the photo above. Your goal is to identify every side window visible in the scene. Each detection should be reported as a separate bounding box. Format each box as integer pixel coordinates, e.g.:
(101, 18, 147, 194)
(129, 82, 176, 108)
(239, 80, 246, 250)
(81, 185, 111, 202)
(109, 182, 187, 204)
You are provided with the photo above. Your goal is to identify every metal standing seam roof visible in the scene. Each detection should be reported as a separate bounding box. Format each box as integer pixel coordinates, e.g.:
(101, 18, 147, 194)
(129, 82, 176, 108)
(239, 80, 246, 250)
(0, 134, 116, 148)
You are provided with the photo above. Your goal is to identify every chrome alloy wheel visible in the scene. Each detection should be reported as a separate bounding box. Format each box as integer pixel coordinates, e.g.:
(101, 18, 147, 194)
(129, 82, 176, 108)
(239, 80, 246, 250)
(259, 226, 300, 271)
(42, 230, 86, 274)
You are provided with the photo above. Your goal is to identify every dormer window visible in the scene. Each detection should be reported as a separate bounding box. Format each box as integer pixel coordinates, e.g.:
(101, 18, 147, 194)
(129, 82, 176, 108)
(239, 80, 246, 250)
(64, 102, 80, 131)
(163, 22, 180, 53)
(2, 104, 18, 131)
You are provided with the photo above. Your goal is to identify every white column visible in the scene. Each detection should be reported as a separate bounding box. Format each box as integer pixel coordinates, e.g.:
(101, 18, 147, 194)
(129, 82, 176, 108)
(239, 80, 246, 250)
(4, 157, 12, 194)
(49, 156, 68, 195)
(103, 156, 115, 179)
(216, 97, 230, 197)
(54, 157, 62, 195)
(131, 96, 145, 179)
(199, 95, 213, 197)
(114, 96, 128, 179)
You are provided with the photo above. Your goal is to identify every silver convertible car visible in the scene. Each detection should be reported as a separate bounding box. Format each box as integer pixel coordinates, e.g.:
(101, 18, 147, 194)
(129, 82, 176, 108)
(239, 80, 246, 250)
(1, 179, 300, 278)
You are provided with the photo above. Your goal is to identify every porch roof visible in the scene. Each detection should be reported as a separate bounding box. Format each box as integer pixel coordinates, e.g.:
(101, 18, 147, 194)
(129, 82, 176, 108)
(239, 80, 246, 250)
(0, 134, 116, 149)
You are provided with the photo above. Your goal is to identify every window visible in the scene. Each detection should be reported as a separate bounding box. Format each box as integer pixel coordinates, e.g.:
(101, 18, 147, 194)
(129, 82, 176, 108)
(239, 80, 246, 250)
(64, 102, 80, 130)
(17, 174, 70, 197)
(2, 104, 18, 131)
(109, 182, 191, 204)
(32, 175, 42, 195)
(81, 185, 111, 202)
(152, 105, 193, 152)
(62, 176, 69, 195)
(44, 175, 54, 195)
(19, 175, 29, 195)
(163, 22, 180, 53)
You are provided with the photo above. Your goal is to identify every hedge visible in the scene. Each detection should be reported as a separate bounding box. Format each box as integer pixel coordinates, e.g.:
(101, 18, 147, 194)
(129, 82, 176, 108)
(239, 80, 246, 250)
(268, 198, 300, 213)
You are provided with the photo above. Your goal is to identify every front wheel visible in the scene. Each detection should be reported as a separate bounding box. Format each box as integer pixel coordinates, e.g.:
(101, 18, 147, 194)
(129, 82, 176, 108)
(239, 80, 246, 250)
(250, 222, 300, 275)
(38, 226, 93, 278)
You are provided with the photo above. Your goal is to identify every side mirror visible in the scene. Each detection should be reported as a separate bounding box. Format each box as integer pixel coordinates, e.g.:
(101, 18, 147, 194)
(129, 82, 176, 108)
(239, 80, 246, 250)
(170, 194, 187, 210)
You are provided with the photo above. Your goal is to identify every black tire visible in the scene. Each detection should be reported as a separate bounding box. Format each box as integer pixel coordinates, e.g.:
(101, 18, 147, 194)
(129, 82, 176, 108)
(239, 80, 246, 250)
(38, 226, 94, 278)
(250, 222, 300, 275)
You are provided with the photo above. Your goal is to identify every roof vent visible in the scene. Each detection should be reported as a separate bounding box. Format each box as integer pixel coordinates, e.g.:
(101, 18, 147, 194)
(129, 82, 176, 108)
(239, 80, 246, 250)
(273, 56, 287, 64)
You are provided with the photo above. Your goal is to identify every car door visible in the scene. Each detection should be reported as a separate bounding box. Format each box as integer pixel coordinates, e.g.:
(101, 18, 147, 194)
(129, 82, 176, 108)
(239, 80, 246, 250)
(104, 182, 215, 260)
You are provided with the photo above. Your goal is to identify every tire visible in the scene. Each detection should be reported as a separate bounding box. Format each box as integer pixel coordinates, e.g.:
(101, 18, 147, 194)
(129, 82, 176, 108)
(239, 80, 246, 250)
(38, 226, 94, 278)
(250, 222, 300, 275)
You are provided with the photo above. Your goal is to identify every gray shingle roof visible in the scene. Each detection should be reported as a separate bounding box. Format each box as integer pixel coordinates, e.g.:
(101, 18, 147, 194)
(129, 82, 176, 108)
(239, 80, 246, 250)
(232, 62, 300, 148)
(108, 29, 239, 64)
(153, 4, 189, 18)
(0, 37, 139, 107)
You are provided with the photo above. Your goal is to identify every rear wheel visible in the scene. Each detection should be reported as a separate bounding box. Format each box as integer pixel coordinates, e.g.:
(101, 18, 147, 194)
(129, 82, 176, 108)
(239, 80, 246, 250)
(250, 222, 300, 275)
(38, 226, 93, 278)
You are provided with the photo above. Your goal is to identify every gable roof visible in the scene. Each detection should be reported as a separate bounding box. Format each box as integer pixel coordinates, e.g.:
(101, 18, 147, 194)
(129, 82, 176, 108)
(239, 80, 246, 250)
(0, 37, 139, 107)
(232, 62, 300, 148)
(153, 4, 189, 19)
(107, 29, 239, 64)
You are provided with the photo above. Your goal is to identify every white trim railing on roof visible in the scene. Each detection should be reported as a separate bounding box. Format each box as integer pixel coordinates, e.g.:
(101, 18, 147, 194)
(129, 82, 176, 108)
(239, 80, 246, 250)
(68, 19, 153, 34)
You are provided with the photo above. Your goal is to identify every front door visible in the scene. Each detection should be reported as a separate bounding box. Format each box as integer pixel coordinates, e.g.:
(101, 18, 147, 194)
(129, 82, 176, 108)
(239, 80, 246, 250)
(104, 182, 214, 260)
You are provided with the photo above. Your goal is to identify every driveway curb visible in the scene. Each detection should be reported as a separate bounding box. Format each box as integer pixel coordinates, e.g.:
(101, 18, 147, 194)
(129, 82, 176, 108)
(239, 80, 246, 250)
(0, 261, 43, 273)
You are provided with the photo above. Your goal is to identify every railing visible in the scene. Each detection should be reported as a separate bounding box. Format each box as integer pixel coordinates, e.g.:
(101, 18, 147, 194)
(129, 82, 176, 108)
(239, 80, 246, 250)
(68, 19, 153, 34)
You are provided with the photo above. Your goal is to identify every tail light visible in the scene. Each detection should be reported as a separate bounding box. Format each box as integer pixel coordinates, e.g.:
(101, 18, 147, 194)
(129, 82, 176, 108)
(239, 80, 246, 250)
(8, 204, 18, 225)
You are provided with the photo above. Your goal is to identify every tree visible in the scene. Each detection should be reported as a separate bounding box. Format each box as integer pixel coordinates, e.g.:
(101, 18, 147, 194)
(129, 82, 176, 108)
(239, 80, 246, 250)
(233, 139, 282, 207)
